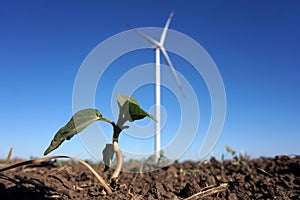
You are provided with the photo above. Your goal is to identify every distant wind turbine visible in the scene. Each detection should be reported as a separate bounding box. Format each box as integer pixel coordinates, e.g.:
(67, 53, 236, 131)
(129, 12, 183, 161)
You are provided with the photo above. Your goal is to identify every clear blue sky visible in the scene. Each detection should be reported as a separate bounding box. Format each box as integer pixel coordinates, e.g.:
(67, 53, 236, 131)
(1, 1, 299, 161)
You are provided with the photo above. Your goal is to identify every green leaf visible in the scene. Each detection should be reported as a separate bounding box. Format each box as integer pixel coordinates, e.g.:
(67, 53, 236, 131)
(117, 94, 139, 108)
(116, 94, 156, 124)
(44, 109, 109, 156)
(102, 143, 115, 172)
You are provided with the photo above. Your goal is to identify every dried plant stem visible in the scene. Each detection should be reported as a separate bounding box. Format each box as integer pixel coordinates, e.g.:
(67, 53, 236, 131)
(71, 157, 112, 194)
(15, 175, 55, 191)
(0, 155, 112, 195)
(184, 183, 228, 200)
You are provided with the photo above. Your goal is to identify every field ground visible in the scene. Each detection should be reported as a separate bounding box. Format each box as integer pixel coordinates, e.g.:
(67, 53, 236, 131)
(0, 155, 299, 199)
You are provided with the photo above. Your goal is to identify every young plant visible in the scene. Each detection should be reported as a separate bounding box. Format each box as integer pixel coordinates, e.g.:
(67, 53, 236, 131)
(225, 145, 247, 165)
(44, 94, 156, 182)
(225, 145, 238, 162)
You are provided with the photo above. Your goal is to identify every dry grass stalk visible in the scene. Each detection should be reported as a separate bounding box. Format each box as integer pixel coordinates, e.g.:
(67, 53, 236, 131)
(183, 183, 228, 200)
(0, 155, 112, 195)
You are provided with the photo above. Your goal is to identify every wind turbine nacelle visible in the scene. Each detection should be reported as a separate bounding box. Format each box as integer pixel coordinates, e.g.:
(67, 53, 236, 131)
(151, 45, 158, 51)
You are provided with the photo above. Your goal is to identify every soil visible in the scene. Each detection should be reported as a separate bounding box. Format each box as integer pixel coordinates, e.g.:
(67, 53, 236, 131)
(1, 155, 299, 199)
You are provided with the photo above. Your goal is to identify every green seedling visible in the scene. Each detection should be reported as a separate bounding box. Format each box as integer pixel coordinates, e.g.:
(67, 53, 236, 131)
(225, 145, 248, 166)
(44, 94, 156, 182)
(225, 145, 238, 162)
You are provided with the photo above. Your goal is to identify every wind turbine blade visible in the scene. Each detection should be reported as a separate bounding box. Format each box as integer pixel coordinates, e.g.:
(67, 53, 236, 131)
(161, 48, 185, 96)
(160, 12, 174, 45)
(127, 24, 161, 47)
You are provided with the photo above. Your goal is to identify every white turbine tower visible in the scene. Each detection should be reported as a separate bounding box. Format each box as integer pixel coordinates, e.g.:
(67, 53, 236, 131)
(130, 12, 183, 161)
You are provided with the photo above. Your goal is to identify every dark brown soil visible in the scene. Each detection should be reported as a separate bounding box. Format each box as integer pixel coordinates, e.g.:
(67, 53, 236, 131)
(1, 155, 299, 199)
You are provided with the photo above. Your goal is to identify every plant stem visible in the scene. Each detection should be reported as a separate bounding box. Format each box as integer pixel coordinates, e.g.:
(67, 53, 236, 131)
(110, 122, 128, 181)
(112, 123, 122, 141)
(110, 141, 122, 180)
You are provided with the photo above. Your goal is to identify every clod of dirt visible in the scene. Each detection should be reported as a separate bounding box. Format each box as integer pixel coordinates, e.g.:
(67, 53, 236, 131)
(76, 172, 90, 182)
(149, 182, 165, 199)
(178, 181, 201, 198)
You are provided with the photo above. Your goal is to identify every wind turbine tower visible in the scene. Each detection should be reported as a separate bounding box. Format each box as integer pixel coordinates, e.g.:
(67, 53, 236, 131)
(130, 12, 183, 161)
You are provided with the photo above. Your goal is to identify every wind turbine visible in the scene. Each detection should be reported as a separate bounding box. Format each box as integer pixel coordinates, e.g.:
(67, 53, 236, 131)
(129, 12, 183, 161)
